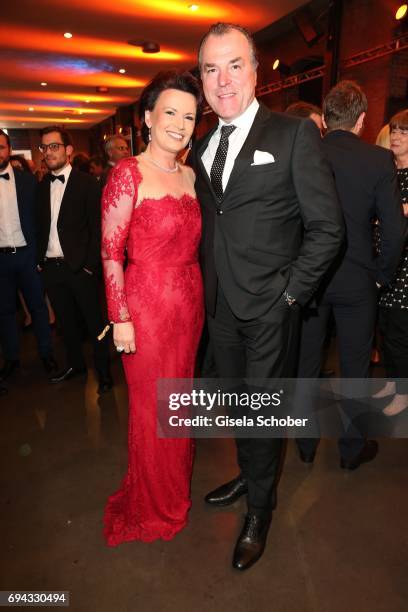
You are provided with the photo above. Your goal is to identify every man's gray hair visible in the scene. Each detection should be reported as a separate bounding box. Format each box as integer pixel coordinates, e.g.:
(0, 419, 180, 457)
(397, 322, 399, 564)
(104, 135, 125, 154)
(198, 22, 259, 72)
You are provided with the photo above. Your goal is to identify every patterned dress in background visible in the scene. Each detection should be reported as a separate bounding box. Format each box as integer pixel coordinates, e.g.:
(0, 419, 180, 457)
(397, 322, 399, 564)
(378, 167, 408, 390)
(379, 168, 408, 309)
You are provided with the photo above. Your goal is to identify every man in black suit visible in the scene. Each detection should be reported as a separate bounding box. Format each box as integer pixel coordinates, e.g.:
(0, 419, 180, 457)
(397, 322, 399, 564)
(0, 129, 56, 382)
(193, 23, 344, 571)
(295, 81, 405, 467)
(36, 126, 112, 394)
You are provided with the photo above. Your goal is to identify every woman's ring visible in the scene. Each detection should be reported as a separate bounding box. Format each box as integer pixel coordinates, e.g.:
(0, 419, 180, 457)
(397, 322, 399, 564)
(116, 345, 125, 352)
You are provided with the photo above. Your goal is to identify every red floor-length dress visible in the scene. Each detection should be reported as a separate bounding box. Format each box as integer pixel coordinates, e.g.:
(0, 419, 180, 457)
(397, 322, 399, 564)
(101, 157, 204, 545)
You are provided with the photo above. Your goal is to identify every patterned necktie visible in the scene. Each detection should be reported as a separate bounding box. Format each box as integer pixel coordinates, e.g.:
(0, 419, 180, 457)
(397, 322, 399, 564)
(210, 124, 236, 201)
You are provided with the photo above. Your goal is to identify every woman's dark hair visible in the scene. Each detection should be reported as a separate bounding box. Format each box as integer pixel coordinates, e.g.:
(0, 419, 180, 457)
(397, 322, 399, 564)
(138, 70, 203, 145)
(72, 153, 90, 173)
(389, 109, 408, 131)
(10, 154, 32, 173)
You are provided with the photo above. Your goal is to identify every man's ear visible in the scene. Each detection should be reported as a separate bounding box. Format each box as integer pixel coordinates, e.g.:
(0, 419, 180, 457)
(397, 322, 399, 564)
(356, 111, 365, 133)
(66, 144, 74, 158)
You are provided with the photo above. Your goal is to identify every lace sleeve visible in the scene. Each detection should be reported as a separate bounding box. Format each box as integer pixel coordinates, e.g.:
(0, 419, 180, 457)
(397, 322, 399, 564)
(101, 160, 139, 323)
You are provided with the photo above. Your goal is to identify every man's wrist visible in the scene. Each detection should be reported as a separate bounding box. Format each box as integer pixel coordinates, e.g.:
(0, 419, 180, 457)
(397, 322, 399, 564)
(284, 290, 297, 306)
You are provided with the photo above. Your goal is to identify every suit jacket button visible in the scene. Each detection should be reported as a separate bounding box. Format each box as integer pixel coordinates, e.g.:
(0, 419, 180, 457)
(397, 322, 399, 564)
(217, 209, 223, 215)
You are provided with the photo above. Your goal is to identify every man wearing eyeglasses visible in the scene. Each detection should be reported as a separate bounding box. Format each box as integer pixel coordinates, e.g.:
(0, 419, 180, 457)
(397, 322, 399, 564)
(0, 129, 57, 385)
(36, 126, 112, 394)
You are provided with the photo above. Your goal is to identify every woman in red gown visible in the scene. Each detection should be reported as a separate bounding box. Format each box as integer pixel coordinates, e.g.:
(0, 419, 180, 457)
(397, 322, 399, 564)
(101, 72, 204, 545)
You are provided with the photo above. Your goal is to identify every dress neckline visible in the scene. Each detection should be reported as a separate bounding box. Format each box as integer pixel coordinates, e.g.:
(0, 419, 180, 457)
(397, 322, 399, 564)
(138, 193, 198, 207)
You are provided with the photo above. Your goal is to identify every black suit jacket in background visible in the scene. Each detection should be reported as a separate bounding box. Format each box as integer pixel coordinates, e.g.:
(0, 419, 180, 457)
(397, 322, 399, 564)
(193, 103, 345, 319)
(36, 169, 102, 273)
(321, 130, 405, 289)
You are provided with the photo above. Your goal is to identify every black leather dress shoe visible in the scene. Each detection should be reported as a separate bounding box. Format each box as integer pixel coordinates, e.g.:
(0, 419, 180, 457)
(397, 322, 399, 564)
(340, 440, 378, 470)
(205, 475, 247, 506)
(320, 368, 335, 377)
(0, 360, 19, 381)
(298, 446, 317, 464)
(50, 367, 87, 383)
(97, 376, 113, 394)
(42, 356, 58, 374)
(232, 513, 271, 571)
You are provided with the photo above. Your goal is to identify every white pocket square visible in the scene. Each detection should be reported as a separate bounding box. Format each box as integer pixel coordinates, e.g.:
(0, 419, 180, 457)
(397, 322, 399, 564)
(251, 150, 275, 166)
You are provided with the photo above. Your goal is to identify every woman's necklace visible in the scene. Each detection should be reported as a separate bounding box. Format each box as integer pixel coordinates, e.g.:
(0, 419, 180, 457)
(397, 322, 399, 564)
(143, 152, 179, 173)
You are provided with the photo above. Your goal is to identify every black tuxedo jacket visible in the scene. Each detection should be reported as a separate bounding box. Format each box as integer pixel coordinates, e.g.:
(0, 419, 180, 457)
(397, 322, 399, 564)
(192, 103, 344, 318)
(36, 169, 102, 273)
(12, 168, 38, 256)
(321, 130, 405, 289)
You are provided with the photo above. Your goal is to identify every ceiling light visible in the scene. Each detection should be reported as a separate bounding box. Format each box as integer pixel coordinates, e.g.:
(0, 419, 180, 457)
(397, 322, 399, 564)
(189, 4, 200, 10)
(28, 107, 34, 111)
(97, 86, 109, 93)
(64, 32, 73, 39)
(128, 39, 160, 54)
(396, 4, 407, 19)
(272, 59, 290, 76)
(142, 41, 160, 53)
(119, 68, 126, 74)
(40, 82, 47, 87)
(85, 99, 91, 103)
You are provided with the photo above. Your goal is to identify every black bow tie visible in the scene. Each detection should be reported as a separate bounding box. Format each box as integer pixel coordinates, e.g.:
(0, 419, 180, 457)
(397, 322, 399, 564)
(0, 173, 10, 180)
(50, 174, 65, 184)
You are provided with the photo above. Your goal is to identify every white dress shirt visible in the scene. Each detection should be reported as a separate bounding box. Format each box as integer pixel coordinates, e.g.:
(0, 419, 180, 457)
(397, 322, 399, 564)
(0, 164, 27, 248)
(46, 163, 72, 258)
(202, 98, 260, 191)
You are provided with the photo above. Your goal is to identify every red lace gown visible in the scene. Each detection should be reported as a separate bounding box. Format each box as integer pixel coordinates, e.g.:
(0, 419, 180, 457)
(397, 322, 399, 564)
(101, 157, 204, 545)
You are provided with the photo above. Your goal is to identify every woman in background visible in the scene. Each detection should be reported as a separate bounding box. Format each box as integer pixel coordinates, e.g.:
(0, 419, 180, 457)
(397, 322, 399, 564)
(377, 109, 408, 416)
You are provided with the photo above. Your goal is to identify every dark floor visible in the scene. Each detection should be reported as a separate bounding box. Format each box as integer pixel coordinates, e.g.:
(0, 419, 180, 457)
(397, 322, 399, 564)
(1, 329, 407, 612)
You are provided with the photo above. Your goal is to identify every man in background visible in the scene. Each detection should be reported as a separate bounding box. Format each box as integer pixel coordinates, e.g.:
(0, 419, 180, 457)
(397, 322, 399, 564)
(101, 135, 129, 186)
(36, 126, 112, 394)
(89, 155, 106, 181)
(286, 101, 323, 132)
(296, 81, 405, 468)
(0, 129, 56, 383)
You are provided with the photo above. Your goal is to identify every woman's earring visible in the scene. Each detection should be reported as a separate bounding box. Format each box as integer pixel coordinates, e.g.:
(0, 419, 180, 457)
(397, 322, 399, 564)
(188, 139, 192, 150)
(148, 127, 152, 142)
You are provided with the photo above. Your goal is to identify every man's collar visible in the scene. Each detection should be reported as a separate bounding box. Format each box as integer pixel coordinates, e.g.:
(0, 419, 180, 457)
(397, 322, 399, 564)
(0, 162, 12, 176)
(217, 98, 259, 131)
(51, 163, 72, 177)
